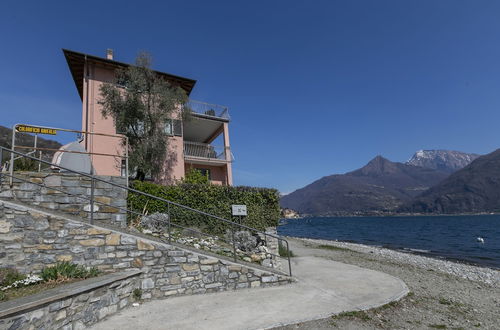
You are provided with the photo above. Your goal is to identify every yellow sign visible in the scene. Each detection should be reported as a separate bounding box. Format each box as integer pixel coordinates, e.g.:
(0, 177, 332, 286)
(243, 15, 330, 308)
(16, 125, 57, 135)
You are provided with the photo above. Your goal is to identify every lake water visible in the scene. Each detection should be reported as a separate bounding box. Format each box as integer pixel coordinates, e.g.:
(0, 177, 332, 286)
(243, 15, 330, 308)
(277, 215, 500, 269)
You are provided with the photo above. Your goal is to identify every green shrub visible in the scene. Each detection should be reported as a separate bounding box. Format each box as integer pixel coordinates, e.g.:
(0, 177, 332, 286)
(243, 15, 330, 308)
(128, 181, 280, 234)
(133, 288, 142, 301)
(182, 168, 210, 185)
(0, 291, 5, 301)
(0, 268, 25, 287)
(40, 262, 100, 281)
(13, 158, 37, 171)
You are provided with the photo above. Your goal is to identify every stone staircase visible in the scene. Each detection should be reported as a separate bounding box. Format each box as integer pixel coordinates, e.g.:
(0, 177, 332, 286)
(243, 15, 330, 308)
(0, 197, 293, 329)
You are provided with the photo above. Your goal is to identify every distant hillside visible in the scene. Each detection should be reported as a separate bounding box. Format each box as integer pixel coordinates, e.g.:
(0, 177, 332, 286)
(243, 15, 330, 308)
(407, 150, 479, 173)
(0, 125, 62, 162)
(280, 156, 449, 216)
(403, 149, 500, 214)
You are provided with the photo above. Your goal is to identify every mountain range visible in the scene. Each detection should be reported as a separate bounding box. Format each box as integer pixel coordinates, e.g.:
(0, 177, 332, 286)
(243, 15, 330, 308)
(281, 149, 494, 216)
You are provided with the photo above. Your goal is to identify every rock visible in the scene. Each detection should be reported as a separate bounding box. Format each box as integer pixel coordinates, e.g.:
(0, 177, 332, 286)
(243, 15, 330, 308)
(200, 258, 218, 265)
(261, 259, 273, 268)
(56, 255, 73, 262)
(0, 220, 11, 233)
(137, 240, 155, 250)
(141, 278, 155, 290)
(79, 239, 105, 246)
(105, 233, 121, 245)
(87, 228, 111, 235)
(225, 230, 257, 252)
(44, 175, 62, 187)
(140, 213, 169, 232)
(132, 257, 143, 267)
(182, 264, 199, 271)
(250, 254, 261, 262)
(121, 236, 137, 245)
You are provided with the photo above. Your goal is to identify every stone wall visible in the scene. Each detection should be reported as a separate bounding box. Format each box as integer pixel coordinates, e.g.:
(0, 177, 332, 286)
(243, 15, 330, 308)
(263, 227, 282, 270)
(0, 172, 127, 228)
(0, 271, 141, 330)
(0, 200, 291, 301)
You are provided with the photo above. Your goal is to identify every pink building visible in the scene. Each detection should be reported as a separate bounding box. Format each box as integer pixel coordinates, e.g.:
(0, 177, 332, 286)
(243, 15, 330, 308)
(63, 49, 233, 185)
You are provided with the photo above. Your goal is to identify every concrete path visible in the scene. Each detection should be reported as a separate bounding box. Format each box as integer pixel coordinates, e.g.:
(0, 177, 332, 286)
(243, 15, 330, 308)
(91, 239, 408, 330)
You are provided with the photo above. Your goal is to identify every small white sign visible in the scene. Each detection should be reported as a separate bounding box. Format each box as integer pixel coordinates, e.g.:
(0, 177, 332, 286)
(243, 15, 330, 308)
(232, 204, 247, 216)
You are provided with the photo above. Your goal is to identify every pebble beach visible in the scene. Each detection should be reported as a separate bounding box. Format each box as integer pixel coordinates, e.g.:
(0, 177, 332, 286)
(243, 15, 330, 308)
(299, 238, 500, 286)
(275, 237, 500, 330)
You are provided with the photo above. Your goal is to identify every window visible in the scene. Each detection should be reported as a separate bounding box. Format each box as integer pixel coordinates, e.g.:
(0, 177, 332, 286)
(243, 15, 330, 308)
(198, 168, 211, 180)
(121, 159, 127, 177)
(164, 120, 173, 135)
(164, 119, 182, 136)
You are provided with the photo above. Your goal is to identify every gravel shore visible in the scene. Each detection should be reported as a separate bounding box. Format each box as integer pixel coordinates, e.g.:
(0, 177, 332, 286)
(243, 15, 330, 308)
(273, 237, 500, 330)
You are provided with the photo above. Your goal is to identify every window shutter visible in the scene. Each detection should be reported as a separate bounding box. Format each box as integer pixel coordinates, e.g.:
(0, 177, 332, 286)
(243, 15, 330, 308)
(173, 120, 183, 136)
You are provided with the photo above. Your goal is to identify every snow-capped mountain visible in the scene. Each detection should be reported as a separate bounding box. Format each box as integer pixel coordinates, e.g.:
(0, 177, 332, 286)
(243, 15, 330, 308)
(403, 148, 500, 214)
(406, 150, 480, 173)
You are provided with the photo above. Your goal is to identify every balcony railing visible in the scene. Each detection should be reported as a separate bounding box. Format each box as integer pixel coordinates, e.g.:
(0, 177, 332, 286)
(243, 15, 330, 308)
(185, 100, 230, 120)
(184, 141, 234, 162)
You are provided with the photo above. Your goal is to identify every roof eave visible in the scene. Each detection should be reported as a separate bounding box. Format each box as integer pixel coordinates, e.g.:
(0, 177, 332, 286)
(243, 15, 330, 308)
(62, 48, 197, 101)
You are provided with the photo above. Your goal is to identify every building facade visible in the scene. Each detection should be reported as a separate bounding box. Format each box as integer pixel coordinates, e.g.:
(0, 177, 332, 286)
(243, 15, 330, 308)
(63, 49, 233, 185)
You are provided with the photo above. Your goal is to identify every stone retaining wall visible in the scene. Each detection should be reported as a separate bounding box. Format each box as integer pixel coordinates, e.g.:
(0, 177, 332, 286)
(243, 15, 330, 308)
(0, 201, 291, 302)
(0, 172, 127, 228)
(0, 271, 141, 330)
(263, 226, 281, 269)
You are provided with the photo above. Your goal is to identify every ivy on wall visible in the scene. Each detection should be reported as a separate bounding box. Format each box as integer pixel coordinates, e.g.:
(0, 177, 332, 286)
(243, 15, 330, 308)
(128, 181, 280, 234)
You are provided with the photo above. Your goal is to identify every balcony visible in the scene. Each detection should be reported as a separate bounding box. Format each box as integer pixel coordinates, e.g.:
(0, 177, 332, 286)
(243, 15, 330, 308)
(183, 141, 234, 164)
(186, 100, 230, 120)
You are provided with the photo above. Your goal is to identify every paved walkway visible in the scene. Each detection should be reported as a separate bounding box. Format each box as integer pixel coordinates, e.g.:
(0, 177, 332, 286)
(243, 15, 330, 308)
(91, 239, 408, 330)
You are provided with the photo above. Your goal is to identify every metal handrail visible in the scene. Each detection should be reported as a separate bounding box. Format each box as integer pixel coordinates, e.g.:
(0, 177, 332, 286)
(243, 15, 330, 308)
(9, 123, 129, 186)
(186, 100, 230, 120)
(0, 146, 292, 276)
(183, 141, 234, 161)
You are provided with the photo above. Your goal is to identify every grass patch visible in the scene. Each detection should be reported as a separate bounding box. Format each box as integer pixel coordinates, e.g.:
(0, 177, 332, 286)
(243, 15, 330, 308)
(316, 244, 351, 252)
(3, 279, 81, 301)
(1, 263, 100, 302)
(0, 269, 25, 288)
(429, 324, 447, 329)
(279, 242, 295, 257)
(375, 300, 399, 310)
(41, 262, 99, 282)
(439, 297, 453, 305)
(332, 310, 371, 321)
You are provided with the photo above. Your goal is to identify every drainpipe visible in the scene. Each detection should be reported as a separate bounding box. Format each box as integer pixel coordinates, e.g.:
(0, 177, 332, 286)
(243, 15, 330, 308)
(84, 55, 89, 150)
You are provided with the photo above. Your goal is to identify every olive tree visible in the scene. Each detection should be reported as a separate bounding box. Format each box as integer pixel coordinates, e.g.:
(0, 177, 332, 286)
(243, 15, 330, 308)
(99, 52, 189, 183)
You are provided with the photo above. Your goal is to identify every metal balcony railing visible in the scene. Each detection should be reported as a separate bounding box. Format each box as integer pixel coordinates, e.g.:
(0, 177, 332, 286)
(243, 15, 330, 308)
(185, 100, 230, 120)
(183, 141, 233, 162)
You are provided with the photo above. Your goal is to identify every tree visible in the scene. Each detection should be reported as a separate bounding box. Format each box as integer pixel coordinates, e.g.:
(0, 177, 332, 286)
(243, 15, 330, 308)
(99, 52, 189, 183)
(182, 168, 210, 185)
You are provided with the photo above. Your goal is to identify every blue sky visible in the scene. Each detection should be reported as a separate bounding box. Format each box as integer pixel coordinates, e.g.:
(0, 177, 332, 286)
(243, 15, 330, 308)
(1, 1, 500, 193)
